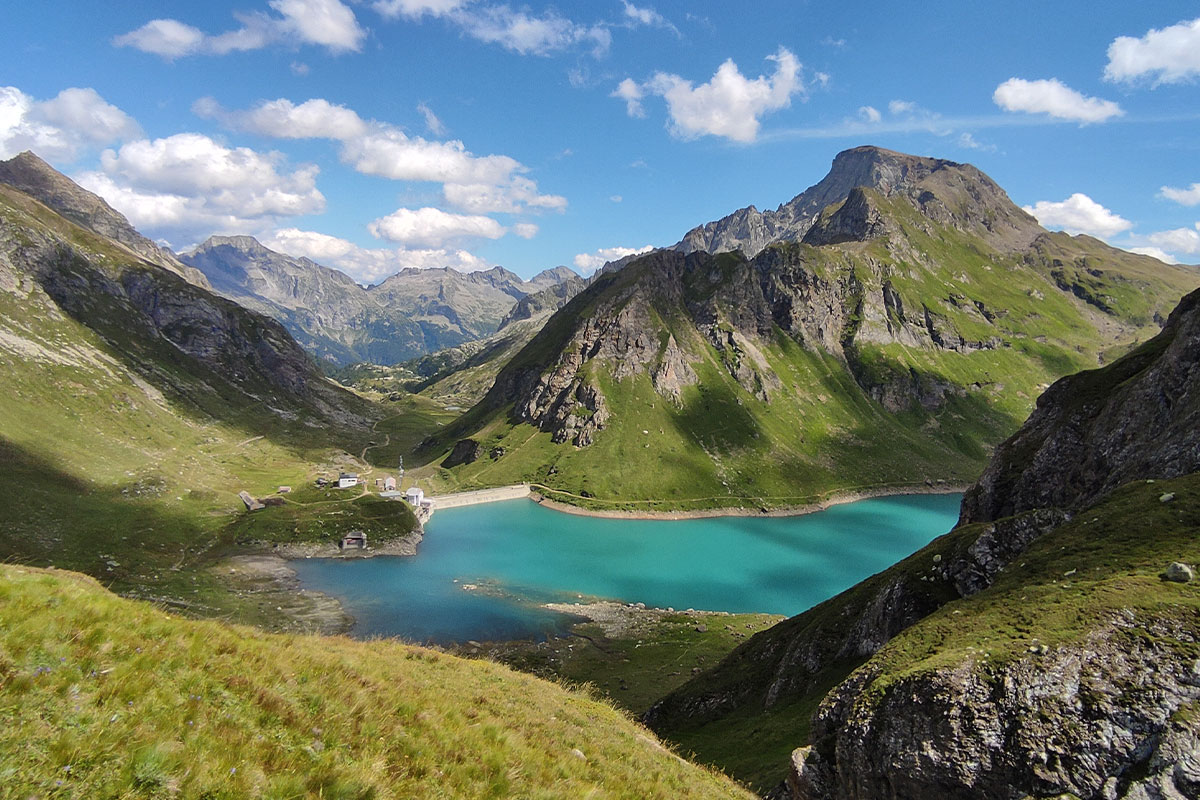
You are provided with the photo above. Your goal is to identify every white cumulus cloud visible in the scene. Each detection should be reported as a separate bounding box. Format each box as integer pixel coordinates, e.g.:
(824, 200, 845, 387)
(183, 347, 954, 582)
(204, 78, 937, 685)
(618, 47, 805, 142)
(114, 0, 364, 59)
(1023, 193, 1132, 239)
(443, 178, 566, 214)
(113, 19, 207, 59)
(0, 86, 140, 162)
(368, 206, 506, 248)
(1105, 17, 1200, 84)
(194, 96, 368, 140)
(1145, 224, 1200, 256)
(573, 244, 654, 273)
(993, 78, 1122, 123)
(858, 105, 881, 123)
(612, 78, 645, 118)
(1125, 246, 1181, 265)
(76, 133, 325, 247)
(344, 127, 519, 184)
(1160, 182, 1200, 206)
(270, 0, 365, 52)
(512, 222, 539, 239)
(202, 96, 564, 214)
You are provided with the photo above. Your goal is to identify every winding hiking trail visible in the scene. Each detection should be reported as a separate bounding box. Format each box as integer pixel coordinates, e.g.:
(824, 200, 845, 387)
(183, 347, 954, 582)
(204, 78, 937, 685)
(360, 416, 393, 464)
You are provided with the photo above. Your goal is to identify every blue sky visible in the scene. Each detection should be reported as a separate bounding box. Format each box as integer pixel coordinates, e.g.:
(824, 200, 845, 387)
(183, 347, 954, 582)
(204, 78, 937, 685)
(2, 1, 1199, 281)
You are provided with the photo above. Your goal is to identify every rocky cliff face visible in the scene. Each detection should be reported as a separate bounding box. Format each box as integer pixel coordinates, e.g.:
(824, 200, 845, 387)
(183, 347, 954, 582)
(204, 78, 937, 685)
(0, 151, 209, 289)
(484, 252, 695, 445)
(961, 287, 1200, 524)
(791, 610, 1200, 800)
(181, 236, 579, 366)
(676, 145, 1041, 258)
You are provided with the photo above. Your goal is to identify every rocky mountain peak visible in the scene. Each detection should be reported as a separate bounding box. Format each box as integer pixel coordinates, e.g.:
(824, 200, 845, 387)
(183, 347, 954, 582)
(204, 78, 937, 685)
(675, 145, 1040, 258)
(194, 234, 279, 257)
(528, 265, 580, 289)
(822, 145, 952, 194)
(0, 151, 209, 288)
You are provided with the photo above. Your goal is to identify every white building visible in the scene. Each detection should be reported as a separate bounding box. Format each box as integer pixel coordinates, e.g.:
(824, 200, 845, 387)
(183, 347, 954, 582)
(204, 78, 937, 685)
(383, 476, 397, 491)
(337, 472, 359, 489)
(405, 487, 425, 507)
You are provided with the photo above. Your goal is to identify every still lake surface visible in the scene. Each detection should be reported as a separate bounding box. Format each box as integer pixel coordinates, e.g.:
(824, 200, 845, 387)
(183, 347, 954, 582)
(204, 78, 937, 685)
(290, 493, 962, 644)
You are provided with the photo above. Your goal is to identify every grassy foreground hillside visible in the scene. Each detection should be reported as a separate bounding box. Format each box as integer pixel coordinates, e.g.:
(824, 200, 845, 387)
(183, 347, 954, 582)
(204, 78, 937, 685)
(0, 566, 752, 799)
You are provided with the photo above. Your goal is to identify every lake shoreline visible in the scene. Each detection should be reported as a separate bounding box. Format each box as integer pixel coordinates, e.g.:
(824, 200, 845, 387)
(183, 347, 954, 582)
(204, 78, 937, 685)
(526, 483, 969, 521)
(215, 529, 425, 635)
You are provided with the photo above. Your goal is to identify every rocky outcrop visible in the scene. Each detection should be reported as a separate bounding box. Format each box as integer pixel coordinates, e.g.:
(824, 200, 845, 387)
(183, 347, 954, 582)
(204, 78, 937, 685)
(962, 286, 1200, 525)
(0, 151, 209, 288)
(772, 291, 1200, 800)
(442, 439, 482, 468)
(182, 236, 580, 366)
(800, 188, 889, 247)
(793, 614, 1200, 800)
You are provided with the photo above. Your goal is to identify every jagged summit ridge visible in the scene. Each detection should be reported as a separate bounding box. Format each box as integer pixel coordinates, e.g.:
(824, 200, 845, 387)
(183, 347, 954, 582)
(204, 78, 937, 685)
(0, 151, 209, 288)
(675, 145, 1040, 257)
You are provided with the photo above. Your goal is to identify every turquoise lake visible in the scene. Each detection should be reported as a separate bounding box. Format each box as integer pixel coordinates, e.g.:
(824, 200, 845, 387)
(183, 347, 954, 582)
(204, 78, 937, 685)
(289, 493, 962, 644)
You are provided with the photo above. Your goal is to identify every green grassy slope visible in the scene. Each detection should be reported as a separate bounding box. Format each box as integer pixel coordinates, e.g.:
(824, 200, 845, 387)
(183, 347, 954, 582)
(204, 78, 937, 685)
(0, 565, 753, 799)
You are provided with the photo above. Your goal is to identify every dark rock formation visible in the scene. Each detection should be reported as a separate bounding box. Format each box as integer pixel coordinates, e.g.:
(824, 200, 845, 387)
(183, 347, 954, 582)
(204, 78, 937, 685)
(792, 615, 1200, 800)
(442, 439, 482, 468)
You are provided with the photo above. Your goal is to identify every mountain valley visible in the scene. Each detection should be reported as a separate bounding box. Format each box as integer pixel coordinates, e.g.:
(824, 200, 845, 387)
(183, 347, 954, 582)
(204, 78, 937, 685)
(1, 143, 1198, 800)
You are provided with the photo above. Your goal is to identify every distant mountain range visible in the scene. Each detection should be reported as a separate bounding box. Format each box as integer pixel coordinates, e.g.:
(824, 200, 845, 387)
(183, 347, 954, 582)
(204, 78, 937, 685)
(421, 146, 1199, 505)
(180, 236, 579, 367)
